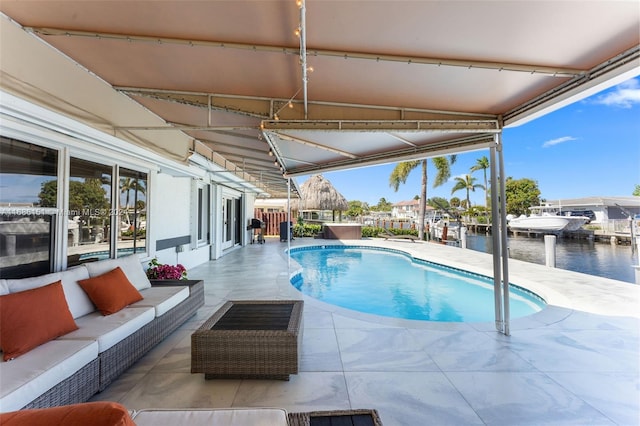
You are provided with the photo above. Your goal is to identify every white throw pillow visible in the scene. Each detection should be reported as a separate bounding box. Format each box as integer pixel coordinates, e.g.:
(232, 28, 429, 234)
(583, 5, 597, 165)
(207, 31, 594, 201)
(84, 255, 152, 290)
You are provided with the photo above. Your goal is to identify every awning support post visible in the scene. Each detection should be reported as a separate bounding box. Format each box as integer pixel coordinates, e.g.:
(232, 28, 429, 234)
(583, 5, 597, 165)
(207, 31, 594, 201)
(489, 143, 504, 333)
(497, 134, 511, 336)
(287, 177, 291, 265)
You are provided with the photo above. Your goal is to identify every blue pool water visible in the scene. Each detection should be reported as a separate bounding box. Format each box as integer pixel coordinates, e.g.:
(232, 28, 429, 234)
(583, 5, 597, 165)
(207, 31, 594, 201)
(79, 247, 142, 261)
(289, 246, 546, 322)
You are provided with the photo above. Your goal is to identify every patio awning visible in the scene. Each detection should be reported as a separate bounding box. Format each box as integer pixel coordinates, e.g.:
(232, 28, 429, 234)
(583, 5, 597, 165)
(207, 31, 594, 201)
(0, 1, 638, 196)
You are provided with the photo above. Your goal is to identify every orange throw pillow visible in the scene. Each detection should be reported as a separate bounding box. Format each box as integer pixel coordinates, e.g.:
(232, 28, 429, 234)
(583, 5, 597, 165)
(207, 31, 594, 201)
(0, 401, 135, 426)
(78, 267, 143, 315)
(0, 281, 78, 361)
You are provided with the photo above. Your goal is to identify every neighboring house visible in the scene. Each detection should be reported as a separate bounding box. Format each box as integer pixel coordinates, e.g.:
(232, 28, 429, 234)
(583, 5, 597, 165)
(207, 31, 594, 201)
(548, 196, 640, 233)
(391, 200, 437, 221)
(392, 200, 420, 220)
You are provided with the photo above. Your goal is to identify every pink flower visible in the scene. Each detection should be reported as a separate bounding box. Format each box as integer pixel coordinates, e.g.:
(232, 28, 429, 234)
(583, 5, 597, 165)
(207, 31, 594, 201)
(146, 258, 188, 280)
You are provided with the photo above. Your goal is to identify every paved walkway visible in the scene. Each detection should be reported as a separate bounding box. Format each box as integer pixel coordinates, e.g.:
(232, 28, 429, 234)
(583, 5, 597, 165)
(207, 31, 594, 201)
(93, 237, 640, 425)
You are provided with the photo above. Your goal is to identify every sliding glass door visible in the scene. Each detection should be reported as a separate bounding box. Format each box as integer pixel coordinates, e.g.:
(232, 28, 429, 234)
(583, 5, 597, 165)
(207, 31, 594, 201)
(221, 194, 242, 250)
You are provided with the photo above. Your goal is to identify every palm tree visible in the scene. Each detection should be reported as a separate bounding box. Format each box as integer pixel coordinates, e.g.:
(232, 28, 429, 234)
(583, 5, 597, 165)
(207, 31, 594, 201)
(451, 174, 484, 210)
(389, 160, 425, 238)
(470, 156, 490, 209)
(432, 156, 457, 187)
(389, 155, 456, 239)
(120, 177, 147, 225)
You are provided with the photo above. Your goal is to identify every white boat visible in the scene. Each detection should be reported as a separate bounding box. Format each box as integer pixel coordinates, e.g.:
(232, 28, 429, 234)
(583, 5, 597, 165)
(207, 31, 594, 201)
(562, 214, 590, 231)
(507, 205, 589, 233)
(430, 216, 461, 241)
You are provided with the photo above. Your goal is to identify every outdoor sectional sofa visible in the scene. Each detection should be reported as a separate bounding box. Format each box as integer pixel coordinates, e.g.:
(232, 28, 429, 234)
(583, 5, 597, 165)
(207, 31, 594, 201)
(0, 255, 204, 412)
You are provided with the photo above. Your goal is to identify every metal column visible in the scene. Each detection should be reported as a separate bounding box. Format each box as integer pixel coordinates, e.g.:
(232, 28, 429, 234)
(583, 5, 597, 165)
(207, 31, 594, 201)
(287, 177, 291, 266)
(497, 135, 511, 335)
(489, 144, 504, 334)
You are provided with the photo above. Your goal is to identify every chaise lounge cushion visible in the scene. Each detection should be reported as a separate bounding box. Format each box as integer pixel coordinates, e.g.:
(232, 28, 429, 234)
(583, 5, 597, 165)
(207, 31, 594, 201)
(78, 267, 143, 315)
(58, 307, 155, 353)
(84, 255, 152, 291)
(0, 339, 99, 413)
(133, 286, 189, 317)
(0, 282, 78, 361)
(0, 401, 135, 426)
(131, 407, 289, 426)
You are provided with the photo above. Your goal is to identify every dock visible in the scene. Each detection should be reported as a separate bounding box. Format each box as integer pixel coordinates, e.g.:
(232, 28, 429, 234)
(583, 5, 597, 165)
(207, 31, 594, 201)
(464, 223, 633, 245)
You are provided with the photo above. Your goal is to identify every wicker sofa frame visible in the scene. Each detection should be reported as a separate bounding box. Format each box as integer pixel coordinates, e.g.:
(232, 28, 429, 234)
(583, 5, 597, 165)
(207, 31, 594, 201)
(99, 280, 205, 390)
(23, 358, 100, 410)
(22, 280, 204, 408)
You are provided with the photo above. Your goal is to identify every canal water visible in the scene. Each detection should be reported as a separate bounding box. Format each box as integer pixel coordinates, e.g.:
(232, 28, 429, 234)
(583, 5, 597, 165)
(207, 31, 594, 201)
(465, 233, 638, 284)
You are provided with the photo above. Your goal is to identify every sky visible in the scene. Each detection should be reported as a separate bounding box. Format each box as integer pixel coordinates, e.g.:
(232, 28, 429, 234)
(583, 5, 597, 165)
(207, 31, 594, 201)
(295, 76, 640, 207)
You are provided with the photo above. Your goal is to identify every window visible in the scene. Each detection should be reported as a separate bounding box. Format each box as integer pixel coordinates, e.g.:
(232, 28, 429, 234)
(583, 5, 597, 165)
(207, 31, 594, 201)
(0, 137, 58, 277)
(1, 136, 151, 277)
(197, 183, 210, 245)
(118, 168, 147, 256)
(235, 198, 242, 245)
(0, 137, 58, 206)
(67, 160, 148, 263)
(67, 157, 112, 264)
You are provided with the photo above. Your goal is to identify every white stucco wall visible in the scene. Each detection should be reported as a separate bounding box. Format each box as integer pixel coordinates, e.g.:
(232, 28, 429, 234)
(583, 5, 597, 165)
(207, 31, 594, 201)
(148, 173, 204, 270)
(151, 173, 192, 241)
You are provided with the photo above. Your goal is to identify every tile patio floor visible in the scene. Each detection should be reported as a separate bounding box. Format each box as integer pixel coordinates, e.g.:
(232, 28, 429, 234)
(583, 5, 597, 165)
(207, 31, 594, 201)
(92, 237, 640, 425)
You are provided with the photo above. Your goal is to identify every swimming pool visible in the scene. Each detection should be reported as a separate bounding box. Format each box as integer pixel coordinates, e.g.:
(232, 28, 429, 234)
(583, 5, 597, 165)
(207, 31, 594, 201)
(289, 245, 546, 322)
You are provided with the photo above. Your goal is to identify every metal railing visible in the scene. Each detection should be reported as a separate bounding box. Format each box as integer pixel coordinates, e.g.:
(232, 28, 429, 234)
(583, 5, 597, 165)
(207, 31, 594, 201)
(593, 219, 631, 234)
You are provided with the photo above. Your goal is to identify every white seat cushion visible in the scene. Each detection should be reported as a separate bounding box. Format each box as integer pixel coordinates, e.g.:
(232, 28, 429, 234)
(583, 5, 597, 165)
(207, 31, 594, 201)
(0, 339, 98, 413)
(134, 286, 189, 317)
(59, 307, 154, 353)
(4, 265, 94, 319)
(131, 408, 289, 426)
(0, 279, 8, 296)
(84, 255, 151, 290)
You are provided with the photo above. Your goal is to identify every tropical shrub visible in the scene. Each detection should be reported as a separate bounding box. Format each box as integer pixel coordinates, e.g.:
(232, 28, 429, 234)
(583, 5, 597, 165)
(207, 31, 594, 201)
(362, 226, 419, 238)
(361, 226, 382, 238)
(293, 223, 322, 237)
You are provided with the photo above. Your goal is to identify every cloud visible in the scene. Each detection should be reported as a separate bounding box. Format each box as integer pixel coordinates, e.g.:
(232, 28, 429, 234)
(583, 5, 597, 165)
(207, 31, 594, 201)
(453, 173, 466, 180)
(542, 136, 577, 148)
(592, 78, 640, 108)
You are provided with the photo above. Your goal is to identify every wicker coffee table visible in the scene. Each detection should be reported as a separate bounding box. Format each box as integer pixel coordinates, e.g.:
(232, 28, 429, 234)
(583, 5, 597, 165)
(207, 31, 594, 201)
(191, 300, 303, 380)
